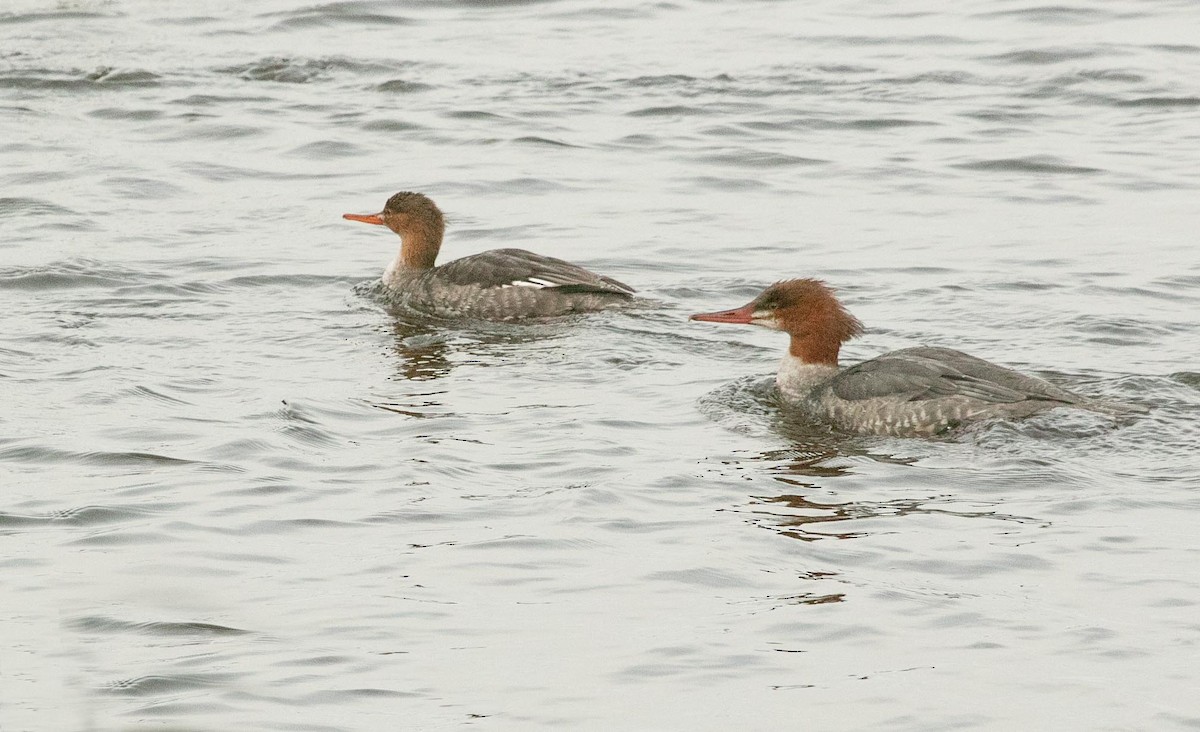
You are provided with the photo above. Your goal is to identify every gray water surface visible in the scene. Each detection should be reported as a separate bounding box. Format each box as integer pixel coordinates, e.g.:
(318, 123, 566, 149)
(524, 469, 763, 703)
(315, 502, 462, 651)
(3, 1, 1200, 730)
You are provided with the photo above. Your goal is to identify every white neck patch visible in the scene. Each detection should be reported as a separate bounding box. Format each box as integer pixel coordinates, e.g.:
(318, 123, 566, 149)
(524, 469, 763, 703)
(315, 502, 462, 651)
(776, 353, 837, 401)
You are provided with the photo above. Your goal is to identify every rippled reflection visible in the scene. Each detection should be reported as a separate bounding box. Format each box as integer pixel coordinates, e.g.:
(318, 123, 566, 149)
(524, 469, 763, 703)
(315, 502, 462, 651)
(383, 310, 572, 383)
(737, 488, 1041, 544)
(761, 430, 919, 480)
(716, 426, 1039, 544)
(389, 318, 453, 382)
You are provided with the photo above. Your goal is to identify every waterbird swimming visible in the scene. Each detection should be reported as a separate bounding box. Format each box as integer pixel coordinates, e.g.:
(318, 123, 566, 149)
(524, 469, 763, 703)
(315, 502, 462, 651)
(343, 192, 635, 320)
(690, 278, 1141, 437)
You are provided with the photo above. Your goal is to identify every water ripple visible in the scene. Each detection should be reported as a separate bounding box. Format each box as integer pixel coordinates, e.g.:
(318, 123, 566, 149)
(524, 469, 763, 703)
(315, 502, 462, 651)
(695, 150, 828, 168)
(375, 78, 433, 93)
(265, 3, 416, 30)
(0, 9, 111, 24)
(1115, 96, 1200, 108)
(2, 198, 76, 221)
(953, 155, 1104, 175)
(69, 615, 251, 636)
(218, 56, 398, 83)
(4, 3, 1199, 730)
(101, 674, 234, 696)
(0, 67, 160, 90)
(0, 444, 197, 467)
(985, 47, 1108, 65)
(0, 505, 154, 528)
(0, 260, 153, 290)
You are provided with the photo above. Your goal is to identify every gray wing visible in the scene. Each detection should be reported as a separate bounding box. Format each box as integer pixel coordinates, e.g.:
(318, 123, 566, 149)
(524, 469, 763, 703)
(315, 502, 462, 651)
(435, 249, 634, 296)
(830, 347, 1088, 405)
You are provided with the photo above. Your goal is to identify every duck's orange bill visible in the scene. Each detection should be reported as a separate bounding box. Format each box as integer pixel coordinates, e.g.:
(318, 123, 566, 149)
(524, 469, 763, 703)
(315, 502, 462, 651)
(690, 303, 755, 324)
(343, 212, 386, 225)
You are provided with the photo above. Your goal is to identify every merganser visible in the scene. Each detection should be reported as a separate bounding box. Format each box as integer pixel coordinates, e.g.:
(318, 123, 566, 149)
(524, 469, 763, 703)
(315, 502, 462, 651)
(691, 279, 1137, 437)
(343, 192, 635, 320)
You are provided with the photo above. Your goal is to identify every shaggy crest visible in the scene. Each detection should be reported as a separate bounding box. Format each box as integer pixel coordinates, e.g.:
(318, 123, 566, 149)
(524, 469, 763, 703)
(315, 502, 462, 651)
(755, 279, 864, 365)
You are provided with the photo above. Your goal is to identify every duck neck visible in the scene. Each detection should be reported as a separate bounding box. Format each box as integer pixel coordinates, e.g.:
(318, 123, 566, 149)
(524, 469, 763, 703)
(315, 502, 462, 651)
(776, 335, 840, 400)
(789, 333, 841, 368)
(395, 223, 443, 272)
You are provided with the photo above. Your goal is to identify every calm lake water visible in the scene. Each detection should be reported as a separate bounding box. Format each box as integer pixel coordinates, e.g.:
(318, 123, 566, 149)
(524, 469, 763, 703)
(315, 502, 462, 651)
(3, 0, 1200, 729)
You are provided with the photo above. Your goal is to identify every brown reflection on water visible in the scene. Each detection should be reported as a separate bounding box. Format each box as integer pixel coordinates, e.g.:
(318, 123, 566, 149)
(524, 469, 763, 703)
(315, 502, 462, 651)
(385, 315, 572, 383)
(760, 443, 918, 481)
(752, 493, 927, 542)
(778, 590, 846, 605)
(373, 315, 578, 418)
(742, 491, 1041, 544)
(389, 319, 453, 382)
(732, 570, 848, 613)
(756, 427, 920, 484)
(730, 435, 1039, 543)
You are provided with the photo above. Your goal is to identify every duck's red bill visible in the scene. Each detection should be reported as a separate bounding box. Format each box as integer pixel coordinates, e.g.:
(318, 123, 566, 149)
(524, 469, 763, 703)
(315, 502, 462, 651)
(342, 212, 385, 225)
(690, 303, 754, 324)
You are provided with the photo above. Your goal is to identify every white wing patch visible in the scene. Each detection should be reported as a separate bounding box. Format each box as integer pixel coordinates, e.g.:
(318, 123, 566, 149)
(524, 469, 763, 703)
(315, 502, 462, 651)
(508, 277, 561, 289)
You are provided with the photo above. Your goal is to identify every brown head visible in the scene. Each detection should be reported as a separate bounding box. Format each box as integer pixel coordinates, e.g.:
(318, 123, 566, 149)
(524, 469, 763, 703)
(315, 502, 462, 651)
(343, 191, 446, 269)
(689, 279, 864, 366)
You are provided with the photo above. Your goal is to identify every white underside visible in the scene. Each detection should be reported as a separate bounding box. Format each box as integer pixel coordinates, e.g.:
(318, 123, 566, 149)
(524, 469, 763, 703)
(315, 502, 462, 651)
(383, 253, 402, 286)
(776, 354, 838, 403)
